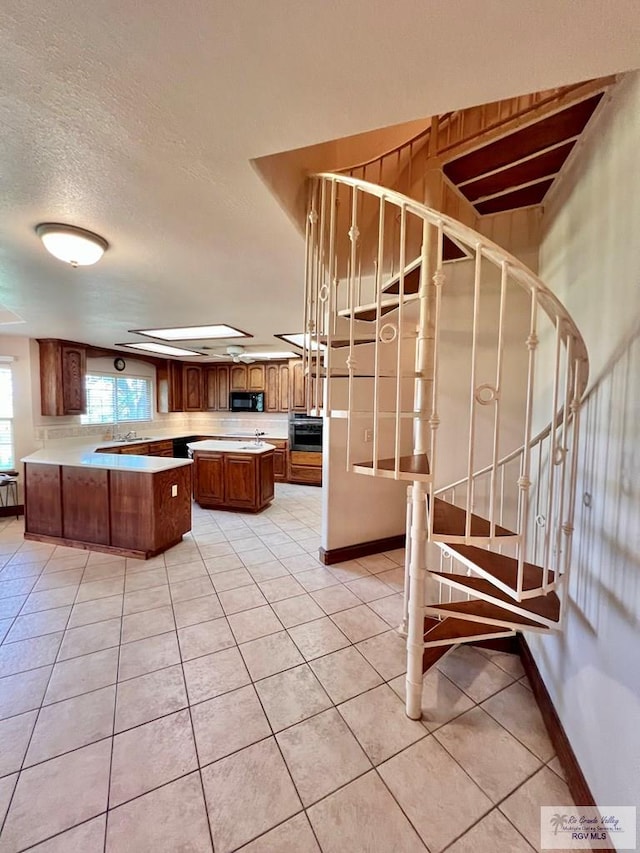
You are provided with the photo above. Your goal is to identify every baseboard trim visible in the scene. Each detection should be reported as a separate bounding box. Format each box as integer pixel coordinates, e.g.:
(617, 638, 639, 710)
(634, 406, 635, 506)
(319, 534, 405, 565)
(518, 635, 596, 807)
(0, 505, 23, 518)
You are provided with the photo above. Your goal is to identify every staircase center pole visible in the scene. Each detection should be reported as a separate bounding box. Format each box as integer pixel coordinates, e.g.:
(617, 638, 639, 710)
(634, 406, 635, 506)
(406, 156, 440, 719)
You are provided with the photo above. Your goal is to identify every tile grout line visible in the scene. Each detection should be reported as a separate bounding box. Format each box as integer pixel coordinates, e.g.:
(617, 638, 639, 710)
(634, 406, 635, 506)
(0, 548, 92, 846)
(102, 553, 130, 853)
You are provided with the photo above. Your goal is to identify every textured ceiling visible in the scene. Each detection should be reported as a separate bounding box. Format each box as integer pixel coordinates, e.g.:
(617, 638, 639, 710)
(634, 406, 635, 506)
(0, 0, 639, 356)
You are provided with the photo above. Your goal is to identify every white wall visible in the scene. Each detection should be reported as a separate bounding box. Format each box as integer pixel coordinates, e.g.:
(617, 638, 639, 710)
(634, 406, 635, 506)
(0, 336, 37, 501)
(531, 71, 640, 808)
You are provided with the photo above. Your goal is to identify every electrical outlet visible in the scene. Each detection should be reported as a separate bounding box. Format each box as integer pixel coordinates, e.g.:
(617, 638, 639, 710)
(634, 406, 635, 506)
(171, 484, 178, 497)
(364, 428, 373, 443)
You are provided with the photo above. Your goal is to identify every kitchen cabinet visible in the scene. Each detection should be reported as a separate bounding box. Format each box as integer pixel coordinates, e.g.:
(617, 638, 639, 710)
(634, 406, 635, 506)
(183, 365, 203, 411)
(149, 440, 173, 457)
(269, 439, 288, 482)
(38, 339, 87, 416)
(24, 459, 192, 558)
(216, 365, 230, 410)
(247, 364, 265, 391)
(157, 360, 184, 413)
(230, 364, 247, 391)
(195, 454, 225, 504)
(24, 464, 63, 536)
(290, 359, 323, 413)
(279, 363, 290, 412)
(119, 443, 150, 455)
(204, 368, 218, 411)
(265, 364, 279, 412)
(191, 444, 275, 512)
(265, 362, 290, 413)
(289, 450, 323, 486)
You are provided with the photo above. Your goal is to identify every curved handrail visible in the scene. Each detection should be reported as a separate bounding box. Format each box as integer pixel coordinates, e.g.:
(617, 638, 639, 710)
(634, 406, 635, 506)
(314, 171, 589, 397)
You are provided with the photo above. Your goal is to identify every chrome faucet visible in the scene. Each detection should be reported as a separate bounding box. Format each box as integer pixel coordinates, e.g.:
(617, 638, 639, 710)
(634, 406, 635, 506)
(254, 429, 265, 446)
(124, 430, 137, 441)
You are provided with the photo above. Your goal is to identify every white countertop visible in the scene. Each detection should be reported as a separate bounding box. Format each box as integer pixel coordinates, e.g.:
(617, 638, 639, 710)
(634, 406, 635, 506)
(187, 440, 275, 455)
(22, 447, 193, 473)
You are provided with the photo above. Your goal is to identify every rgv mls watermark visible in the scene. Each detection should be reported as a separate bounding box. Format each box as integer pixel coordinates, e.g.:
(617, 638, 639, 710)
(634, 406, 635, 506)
(541, 806, 636, 849)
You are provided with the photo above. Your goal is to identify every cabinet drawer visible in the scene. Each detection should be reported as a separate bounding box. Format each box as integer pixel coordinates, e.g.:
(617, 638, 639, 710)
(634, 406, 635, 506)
(149, 441, 173, 457)
(119, 443, 150, 455)
(290, 450, 322, 467)
(289, 465, 322, 485)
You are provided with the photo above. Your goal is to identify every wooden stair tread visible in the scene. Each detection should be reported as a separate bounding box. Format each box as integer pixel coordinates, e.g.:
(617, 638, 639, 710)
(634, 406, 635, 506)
(353, 453, 430, 476)
(319, 337, 376, 348)
(429, 598, 549, 629)
(424, 616, 513, 648)
(382, 240, 469, 297)
(432, 498, 514, 538)
(446, 543, 554, 592)
(429, 571, 561, 622)
(338, 294, 419, 323)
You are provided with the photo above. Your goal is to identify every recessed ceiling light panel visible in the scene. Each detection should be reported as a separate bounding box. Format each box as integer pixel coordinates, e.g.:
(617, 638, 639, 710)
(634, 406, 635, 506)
(116, 342, 203, 357)
(130, 325, 250, 341)
(248, 351, 300, 359)
(36, 223, 108, 266)
(276, 333, 326, 351)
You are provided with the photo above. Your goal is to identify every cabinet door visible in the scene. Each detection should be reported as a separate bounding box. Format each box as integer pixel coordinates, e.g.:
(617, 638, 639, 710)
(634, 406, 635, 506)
(204, 368, 218, 411)
(230, 364, 247, 391)
(196, 455, 225, 503)
(25, 464, 62, 536)
(247, 364, 265, 391)
(216, 366, 230, 410)
(168, 361, 184, 411)
(290, 360, 306, 411)
(273, 448, 287, 481)
(183, 365, 203, 411)
(265, 364, 279, 413)
(224, 455, 257, 508)
(61, 345, 86, 414)
(278, 363, 290, 412)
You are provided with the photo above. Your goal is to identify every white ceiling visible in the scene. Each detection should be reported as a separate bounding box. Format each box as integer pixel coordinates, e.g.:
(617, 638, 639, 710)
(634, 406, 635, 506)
(1, 0, 638, 357)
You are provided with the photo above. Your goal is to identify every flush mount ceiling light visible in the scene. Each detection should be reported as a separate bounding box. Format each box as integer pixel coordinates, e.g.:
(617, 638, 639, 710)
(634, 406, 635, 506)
(130, 324, 251, 341)
(276, 333, 326, 351)
(36, 223, 108, 267)
(116, 342, 203, 357)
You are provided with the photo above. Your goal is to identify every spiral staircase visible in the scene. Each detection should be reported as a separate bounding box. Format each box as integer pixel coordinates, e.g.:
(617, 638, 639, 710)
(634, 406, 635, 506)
(300, 84, 604, 718)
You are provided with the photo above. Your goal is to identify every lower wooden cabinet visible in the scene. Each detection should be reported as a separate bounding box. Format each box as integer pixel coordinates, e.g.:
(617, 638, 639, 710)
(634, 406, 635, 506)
(24, 462, 192, 558)
(148, 440, 174, 457)
(193, 450, 274, 512)
(288, 450, 322, 486)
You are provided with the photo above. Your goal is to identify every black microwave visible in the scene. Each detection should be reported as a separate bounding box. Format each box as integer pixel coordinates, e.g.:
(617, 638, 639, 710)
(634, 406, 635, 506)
(230, 391, 264, 412)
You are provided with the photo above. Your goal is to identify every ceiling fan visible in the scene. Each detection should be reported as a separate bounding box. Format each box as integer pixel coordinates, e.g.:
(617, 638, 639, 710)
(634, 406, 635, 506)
(199, 344, 256, 363)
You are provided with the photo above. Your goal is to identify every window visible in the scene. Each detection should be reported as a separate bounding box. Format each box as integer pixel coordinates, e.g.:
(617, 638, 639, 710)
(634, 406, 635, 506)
(81, 374, 153, 425)
(0, 366, 13, 469)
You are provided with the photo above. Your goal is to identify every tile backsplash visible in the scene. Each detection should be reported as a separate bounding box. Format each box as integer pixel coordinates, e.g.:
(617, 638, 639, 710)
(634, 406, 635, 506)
(35, 411, 289, 445)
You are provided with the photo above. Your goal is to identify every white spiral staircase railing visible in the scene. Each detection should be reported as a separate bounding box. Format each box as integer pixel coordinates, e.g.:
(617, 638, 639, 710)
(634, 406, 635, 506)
(304, 172, 588, 719)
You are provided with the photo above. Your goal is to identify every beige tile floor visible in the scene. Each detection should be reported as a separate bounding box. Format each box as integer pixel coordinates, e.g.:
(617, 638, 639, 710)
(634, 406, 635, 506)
(0, 483, 573, 853)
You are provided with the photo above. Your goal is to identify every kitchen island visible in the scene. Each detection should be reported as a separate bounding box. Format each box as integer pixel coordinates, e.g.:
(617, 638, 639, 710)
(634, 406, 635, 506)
(22, 448, 193, 559)
(188, 440, 275, 512)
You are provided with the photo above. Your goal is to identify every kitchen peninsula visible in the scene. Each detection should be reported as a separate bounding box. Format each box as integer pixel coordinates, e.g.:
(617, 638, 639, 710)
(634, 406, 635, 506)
(188, 440, 275, 512)
(22, 447, 193, 558)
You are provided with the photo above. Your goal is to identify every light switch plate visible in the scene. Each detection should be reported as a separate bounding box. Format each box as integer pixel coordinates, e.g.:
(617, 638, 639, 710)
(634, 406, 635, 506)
(364, 428, 373, 443)
(171, 484, 178, 497)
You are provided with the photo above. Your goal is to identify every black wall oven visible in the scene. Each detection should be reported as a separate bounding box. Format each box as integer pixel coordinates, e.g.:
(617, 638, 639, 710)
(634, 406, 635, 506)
(230, 391, 265, 412)
(289, 414, 323, 452)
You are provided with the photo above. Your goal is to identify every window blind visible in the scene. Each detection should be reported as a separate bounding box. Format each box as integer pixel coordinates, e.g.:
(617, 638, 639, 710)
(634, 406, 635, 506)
(0, 367, 14, 468)
(82, 374, 153, 425)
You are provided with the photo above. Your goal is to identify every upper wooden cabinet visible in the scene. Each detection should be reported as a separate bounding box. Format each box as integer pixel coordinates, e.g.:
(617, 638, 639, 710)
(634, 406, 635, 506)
(290, 359, 306, 412)
(38, 340, 87, 416)
(216, 365, 230, 411)
(183, 365, 203, 411)
(230, 364, 247, 391)
(289, 358, 322, 413)
(157, 360, 184, 413)
(265, 362, 290, 413)
(204, 367, 218, 412)
(247, 364, 265, 391)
